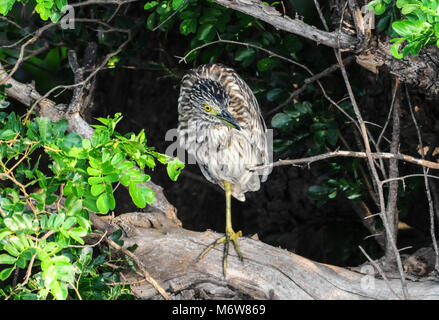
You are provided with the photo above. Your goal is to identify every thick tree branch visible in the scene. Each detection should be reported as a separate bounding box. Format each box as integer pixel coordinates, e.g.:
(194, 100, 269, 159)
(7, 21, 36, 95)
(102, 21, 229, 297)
(385, 79, 401, 263)
(210, 0, 439, 96)
(211, 0, 357, 49)
(100, 211, 439, 300)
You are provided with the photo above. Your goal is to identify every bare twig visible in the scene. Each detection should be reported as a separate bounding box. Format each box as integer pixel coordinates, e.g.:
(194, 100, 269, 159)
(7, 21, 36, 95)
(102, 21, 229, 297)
(106, 237, 169, 300)
(68, 231, 108, 248)
(0, 23, 57, 86)
(21, 254, 37, 287)
(358, 246, 402, 300)
(266, 56, 355, 116)
(249, 150, 439, 171)
(405, 86, 439, 272)
(152, 0, 189, 31)
(381, 174, 439, 185)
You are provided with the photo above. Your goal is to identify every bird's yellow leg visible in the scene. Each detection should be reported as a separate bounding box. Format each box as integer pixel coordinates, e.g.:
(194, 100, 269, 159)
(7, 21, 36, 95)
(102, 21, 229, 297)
(197, 181, 243, 277)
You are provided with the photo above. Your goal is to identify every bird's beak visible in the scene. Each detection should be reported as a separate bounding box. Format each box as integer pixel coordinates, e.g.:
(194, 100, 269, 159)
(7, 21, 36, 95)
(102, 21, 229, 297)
(217, 110, 241, 130)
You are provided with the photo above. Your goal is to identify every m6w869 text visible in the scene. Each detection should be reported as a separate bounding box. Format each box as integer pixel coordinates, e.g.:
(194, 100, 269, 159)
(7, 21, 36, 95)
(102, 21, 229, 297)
(216, 304, 265, 315)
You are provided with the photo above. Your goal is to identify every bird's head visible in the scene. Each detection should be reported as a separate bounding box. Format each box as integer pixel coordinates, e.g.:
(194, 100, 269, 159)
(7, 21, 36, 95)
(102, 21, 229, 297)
(187, 78, 241, 130)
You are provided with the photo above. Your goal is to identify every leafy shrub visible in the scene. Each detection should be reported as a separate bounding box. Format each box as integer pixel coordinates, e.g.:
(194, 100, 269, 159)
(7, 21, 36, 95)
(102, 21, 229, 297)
(0, 111, 183, 299)
(369, 0, 439, 58)
(0, 0, 69, 21)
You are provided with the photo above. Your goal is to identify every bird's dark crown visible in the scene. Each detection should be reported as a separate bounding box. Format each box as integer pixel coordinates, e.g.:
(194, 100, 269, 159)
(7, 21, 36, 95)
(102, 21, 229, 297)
(190, 78, 227, 108)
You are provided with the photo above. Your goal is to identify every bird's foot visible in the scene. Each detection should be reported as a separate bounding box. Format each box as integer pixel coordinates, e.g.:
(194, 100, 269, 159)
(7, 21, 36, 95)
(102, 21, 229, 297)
(197, 228, 244, 277)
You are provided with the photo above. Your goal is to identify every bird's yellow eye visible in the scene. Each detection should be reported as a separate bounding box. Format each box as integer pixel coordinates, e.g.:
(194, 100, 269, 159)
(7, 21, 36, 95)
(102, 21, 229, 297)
(204, 104, 212, 112)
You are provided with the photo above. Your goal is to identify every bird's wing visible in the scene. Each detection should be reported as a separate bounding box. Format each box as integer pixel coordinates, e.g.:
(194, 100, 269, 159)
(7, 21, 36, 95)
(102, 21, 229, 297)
(197, 162, 217, 185)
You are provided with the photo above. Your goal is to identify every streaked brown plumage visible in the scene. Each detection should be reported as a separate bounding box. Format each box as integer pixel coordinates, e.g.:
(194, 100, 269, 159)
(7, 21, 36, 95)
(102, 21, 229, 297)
(177, 63, 270, 276)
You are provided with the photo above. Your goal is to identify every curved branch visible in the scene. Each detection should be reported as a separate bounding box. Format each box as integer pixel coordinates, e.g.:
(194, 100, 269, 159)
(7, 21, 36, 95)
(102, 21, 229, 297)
(211, 0, 357, 49)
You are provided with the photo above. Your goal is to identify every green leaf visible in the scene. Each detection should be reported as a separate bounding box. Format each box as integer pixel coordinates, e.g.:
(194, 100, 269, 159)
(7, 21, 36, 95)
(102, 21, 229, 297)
(326, 129, 338, 146)
(36, 117, 51, 141)
(180, 18, 197, 35)
(68, 227, 87, 244)
(144, 1, 158, 10)
(3, 242, 20, 257)
(197, 24, 214, 41)
(111, 153, 125, 166)
(257, 57, 278, 72)
(66, 198, 83, 216)
(171, 0, 184, 10)
(51, 281, 68, 300)
(377, 15, 391, 32)
(0, 0, 15, 15)
(0, 266, 15, 281)
(91, 183, 106, 196)
(139, 186, 155, 205)
(314, 130, 326, 145)
(88, 176, 104, 185)
(146, 12, 157, 30)
(234, 48, 255, 62)
(166, 158, 184, 181)
(82, 139, 91, 149)
(53, 213, 65, 230)
(62, 132, 82, 150)
(369, 0, 386, 15)
(96, 193, 111, 214)
(308, 185, 331, 200)
(392, 20, 425, 37)
(3, 217, 19, 231)
(347, 192, 362, 200)
(266, 88, 284, 102)
(83, 196, 99, 212)
(0, 254, 17, 265)
(55, 0, 67, 10)
(295, 101, 312, 114)
(61, 217, 76, 230)
(104, 173, 120, 183)
(129, 181, 146, 208)
(0, 229, 12, 241)
(391, 40, 405, 59)
(0, 129, 16, 140)
(271, 113, 292, 128)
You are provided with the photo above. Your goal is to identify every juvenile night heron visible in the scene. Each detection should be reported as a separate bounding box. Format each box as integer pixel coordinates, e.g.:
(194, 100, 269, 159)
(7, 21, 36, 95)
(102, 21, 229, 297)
(177, 63, 270, 276)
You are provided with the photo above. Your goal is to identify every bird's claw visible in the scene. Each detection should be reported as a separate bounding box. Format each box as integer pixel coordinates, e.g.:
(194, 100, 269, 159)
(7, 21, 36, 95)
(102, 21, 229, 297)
(197, 228, 244, 277)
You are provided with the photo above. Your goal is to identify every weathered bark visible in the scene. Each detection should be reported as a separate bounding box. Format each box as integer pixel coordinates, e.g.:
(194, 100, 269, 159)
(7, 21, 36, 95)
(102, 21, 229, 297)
(212, 0, 358, 50)
(212, 0, 439, 97)
(357, 38, 439, 96)
(104, 211, 439, 300)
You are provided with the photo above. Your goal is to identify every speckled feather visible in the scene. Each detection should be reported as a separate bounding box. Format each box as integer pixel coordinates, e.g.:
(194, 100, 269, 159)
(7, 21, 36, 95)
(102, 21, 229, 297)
(177, 63, 270, 201)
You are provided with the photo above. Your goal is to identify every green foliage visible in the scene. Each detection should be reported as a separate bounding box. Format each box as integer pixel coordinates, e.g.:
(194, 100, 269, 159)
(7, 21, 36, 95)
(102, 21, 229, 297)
(0, 112, 183, 299)
(0, 0, 68, 22)
(143, 0, 303, 100)
(369, 0, 439, 58)
(271, 97, 367, 205)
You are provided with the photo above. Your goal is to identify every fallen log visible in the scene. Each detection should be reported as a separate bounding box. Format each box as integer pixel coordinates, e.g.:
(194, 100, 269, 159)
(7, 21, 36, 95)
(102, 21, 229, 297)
(101, 211, 439, 300)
